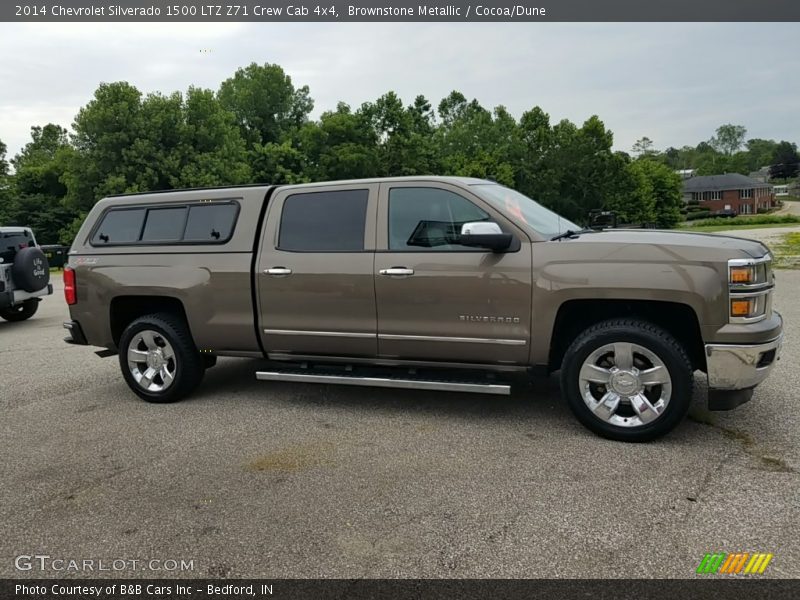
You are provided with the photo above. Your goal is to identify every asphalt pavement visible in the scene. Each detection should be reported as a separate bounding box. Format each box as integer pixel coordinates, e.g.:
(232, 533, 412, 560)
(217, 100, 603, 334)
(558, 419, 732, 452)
(1, 274, 798, 579)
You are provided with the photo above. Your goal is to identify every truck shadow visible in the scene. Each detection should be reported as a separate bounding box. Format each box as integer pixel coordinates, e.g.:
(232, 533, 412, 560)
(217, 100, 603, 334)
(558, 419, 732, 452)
(192, 357, 712, 438)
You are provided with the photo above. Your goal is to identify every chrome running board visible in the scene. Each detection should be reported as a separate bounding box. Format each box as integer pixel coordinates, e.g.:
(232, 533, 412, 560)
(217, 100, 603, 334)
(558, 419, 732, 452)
(255, 370, 511, 395)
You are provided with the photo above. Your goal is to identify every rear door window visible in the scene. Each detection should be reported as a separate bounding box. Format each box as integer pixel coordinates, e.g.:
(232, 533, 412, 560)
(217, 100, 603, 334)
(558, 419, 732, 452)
(278, 189, 368, 251)
(92, 209, 146, 244)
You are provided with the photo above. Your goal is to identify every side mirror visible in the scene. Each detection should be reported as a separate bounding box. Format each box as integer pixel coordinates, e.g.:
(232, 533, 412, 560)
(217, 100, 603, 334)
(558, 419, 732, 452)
(460, 222, 513, 252)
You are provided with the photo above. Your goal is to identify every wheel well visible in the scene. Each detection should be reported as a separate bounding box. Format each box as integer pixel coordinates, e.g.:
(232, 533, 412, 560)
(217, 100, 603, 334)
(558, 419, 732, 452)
(110, 296, 188, 348)
(548, 299, 705, 372)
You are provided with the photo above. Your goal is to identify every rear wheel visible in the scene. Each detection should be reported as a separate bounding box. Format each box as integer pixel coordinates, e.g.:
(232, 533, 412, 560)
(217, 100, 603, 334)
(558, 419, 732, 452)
(0, 299, 39, 322)
(560, 318, 693, 442)
(118, 313, 205, 403)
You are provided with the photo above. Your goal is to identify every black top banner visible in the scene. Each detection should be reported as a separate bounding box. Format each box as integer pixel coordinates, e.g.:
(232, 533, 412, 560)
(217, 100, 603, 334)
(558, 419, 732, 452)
(3, 0, 800, 22)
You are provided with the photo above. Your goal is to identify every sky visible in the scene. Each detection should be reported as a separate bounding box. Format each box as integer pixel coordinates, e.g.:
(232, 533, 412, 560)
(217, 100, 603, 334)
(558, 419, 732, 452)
(1, 22, 799, 160)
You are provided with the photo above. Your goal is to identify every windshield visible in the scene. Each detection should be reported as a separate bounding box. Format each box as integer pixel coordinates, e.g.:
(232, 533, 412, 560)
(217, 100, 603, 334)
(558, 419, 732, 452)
(472, 184, 579, 237)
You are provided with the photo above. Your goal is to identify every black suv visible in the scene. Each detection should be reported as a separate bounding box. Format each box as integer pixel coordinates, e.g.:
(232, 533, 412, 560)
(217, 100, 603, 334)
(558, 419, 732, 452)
(0, 227, 52, 321)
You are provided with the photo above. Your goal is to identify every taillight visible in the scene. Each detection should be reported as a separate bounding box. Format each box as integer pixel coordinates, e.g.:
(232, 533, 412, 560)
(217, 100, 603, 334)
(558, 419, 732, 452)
(63, 266, 76, 305)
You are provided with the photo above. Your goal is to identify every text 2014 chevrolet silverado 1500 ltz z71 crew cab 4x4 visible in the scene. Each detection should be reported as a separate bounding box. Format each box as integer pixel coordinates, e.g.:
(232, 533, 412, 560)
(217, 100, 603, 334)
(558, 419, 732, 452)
(62, 177, 783, 441)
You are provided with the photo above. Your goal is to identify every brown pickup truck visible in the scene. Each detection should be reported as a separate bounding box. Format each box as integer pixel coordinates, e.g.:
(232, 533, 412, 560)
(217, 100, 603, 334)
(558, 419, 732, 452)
(62, 177, 783, 441)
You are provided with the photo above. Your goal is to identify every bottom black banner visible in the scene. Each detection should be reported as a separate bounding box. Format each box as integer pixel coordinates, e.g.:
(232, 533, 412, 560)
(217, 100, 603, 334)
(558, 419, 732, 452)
(3, 579, 800, 600)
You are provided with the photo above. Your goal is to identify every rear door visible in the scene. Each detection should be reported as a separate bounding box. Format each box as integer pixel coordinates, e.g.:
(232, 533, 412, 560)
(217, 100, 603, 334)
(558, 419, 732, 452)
(374, 182, 533, 364)
(256, 183, 379, 357)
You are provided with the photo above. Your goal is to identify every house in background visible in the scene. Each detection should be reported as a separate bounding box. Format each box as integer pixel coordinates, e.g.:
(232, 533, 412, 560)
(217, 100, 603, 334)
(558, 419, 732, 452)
(682, 173, 775, 215)
(748, 166, 771, 183)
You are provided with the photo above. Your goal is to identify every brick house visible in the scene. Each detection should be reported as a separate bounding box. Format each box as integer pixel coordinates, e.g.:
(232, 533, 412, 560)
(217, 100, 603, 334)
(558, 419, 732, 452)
(682, 173, 775, 215)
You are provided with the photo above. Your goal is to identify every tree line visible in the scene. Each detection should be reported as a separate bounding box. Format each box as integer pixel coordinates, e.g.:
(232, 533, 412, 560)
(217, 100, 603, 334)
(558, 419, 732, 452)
(0, 62, 795, 245)
(633, 124, 800, 180)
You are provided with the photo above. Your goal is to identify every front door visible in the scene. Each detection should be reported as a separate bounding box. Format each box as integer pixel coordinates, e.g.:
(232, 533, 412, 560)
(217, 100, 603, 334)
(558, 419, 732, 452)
(256, 183, 379, 357)
(374, 182, 532, 365)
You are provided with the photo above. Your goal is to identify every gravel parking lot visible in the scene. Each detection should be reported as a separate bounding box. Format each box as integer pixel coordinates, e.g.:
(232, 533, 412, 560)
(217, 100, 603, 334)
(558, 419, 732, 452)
(1, 274, 798, 579)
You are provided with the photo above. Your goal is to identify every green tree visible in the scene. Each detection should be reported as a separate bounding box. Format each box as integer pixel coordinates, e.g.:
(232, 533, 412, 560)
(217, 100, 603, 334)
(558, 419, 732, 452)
(0, 138, 7, 178)
(693, 141, 726, 175)
(4, 124, 78, 243)
(296, 102, 380, 181)
(0, 138, 10, 224)
(711, 124, 747, 156)
(177, 87, 251, 187)
(434, 95, 517, 186)
(745, 139, 778, 171)
(516, 106, 558, 202)
(769, 141, 800, 179)
(218, 62, 313, 146)
(605, 157, 655, 225)
(632, 136, 656, 157)
(64, 81, 145, 210)
(640, 159, 683, 228)
(65, 82, 251, 211)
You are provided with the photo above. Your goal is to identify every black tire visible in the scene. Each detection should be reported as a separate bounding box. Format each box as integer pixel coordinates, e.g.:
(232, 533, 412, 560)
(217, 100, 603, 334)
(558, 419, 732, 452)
(560, 318, 693, 442)
(0, 299, 39, 322)
(12, 246, 50, 292)
(118, 312, 205, 403)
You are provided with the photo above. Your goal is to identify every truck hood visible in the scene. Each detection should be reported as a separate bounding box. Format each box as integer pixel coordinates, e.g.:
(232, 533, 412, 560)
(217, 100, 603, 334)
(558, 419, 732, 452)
(556, 229, 769, 259)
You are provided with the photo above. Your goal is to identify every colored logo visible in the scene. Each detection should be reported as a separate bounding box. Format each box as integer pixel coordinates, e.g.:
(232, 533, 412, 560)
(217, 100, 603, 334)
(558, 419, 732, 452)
(696, 552, 773, 575)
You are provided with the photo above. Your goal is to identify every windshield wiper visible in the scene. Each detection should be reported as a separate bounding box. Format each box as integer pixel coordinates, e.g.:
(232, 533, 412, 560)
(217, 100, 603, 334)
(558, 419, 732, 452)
(550, 228, 596, 241)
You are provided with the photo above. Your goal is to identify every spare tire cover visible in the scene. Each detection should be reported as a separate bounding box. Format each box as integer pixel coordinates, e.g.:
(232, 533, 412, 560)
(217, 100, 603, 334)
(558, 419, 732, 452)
(12, 246, 50, 292)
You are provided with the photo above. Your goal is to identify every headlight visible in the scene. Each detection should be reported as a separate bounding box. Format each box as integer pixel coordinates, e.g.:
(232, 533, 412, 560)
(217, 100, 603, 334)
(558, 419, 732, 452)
(730, 265, 756, 285)
(728, 255, 773, 323)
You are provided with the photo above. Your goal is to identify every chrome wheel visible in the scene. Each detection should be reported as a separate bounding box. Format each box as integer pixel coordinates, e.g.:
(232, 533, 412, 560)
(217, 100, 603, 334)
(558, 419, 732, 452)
(578, 342, 672, 428)
(126, 329, 177, 393)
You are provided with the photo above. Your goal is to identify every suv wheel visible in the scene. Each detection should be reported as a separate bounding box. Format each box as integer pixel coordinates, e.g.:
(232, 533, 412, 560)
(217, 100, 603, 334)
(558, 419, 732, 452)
(0, 299, 39, 322)
(560, 318, 693, 442)
(118, 313, 205, 403)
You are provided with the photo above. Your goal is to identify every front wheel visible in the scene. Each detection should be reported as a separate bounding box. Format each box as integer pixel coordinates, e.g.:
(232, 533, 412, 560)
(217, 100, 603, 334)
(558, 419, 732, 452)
(560, 318, 693, 442)
(0, 299, 39, 322)
(118, 313, 205, 403)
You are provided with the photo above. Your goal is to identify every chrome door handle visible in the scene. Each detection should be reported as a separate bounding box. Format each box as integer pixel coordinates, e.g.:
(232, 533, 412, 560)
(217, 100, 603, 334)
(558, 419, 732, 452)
(379, 267, 414, 277)
(265, 267, 292, 276)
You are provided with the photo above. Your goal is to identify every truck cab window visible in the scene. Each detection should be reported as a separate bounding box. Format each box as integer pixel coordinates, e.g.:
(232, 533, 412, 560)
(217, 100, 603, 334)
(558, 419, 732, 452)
(388, 187, 490, 251)
(278, 189, 368, 251)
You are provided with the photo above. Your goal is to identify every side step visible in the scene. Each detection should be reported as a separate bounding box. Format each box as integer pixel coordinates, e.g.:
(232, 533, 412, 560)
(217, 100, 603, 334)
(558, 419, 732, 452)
(255, 370, 511, 395)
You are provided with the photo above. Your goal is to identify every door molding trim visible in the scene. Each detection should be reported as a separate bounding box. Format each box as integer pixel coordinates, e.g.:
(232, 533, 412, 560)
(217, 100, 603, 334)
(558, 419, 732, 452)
(264, 329, 376, 339)
(378, 333, 526, 346)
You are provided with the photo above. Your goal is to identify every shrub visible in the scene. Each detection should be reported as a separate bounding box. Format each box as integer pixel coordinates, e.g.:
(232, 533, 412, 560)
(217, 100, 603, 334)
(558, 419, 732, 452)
(686, 205, 709, 213)
(685, 210, 712, 221)
(683, 214, 800, 228)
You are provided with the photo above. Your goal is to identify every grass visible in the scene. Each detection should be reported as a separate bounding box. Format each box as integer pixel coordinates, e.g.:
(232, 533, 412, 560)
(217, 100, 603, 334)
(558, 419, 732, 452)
(773, 232, 800, 269)
(678, 222, 800, 233)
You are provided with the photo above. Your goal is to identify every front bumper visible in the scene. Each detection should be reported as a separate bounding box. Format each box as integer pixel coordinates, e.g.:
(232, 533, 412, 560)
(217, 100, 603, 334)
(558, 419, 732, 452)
(704, 326, 783, 410)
